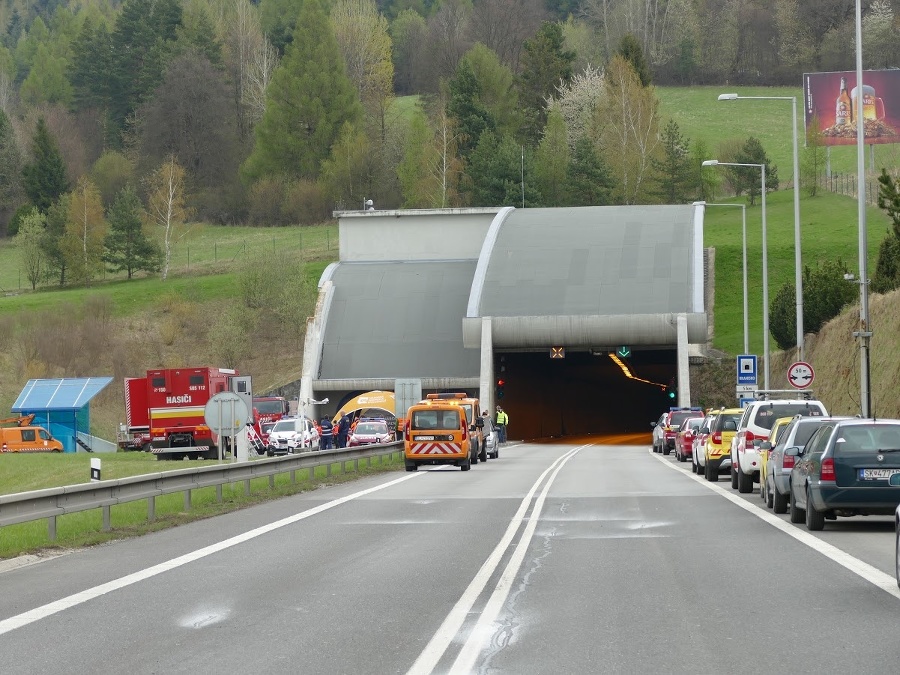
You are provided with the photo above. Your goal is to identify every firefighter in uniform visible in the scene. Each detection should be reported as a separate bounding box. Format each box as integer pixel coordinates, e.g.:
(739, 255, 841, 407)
(495, 406, 509, 444)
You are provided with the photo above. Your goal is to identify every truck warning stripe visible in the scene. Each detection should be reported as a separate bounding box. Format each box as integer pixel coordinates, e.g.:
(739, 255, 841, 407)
(150, 446, 210, 454)
(409, 443, 462, 455)
(150, 407, 206, 419)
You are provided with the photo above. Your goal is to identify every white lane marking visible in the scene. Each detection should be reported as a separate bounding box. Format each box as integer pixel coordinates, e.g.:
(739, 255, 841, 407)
(650, 449, 900, 600)
(406, 446, 585, 675)
(448, 447, 581, 675)
(0, 472, 424, 636)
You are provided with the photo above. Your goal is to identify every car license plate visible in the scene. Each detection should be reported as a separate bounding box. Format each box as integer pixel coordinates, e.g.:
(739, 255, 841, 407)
(860, 468, 900, 480)
(415, 435, 435, 441)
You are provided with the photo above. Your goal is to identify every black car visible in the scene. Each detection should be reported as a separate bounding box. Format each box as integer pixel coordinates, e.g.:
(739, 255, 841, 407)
(787, 419, 900, 531)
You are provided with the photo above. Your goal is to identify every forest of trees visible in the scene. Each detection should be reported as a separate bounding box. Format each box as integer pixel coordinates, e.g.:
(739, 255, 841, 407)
(0, 0, 897, 286)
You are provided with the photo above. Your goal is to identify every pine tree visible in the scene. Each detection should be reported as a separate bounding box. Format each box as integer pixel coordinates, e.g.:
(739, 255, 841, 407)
(22, 118, 69, 213)
(518, 21, 575, 144)
(732, 137, 778, 205)
(464, 131, 538, 207)
(242, 0, 362, 181)
(649, 119, 696, 204)
(616, 33, 652, 87)
(42, 196, 70, 285)
(447, 60, 495, 161)
(0, 108, 24, 229)
(534, 109, 570, 206)
(567, 137, 613, 206)
(103, 185, 161, 279)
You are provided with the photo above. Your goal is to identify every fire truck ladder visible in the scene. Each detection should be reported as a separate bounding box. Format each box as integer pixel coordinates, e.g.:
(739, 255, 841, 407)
(246, 424, 267, 456)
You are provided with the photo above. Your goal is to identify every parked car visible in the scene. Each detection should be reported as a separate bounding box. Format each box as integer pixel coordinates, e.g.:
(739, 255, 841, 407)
(674, 416, 704, 463)
(895, 503, 900, 589)
(652, 407, 703, 455)
(692, 413, 717, 475)
(788, 419, 900, 531)
(483, 418, 500, 459)
(267, 417, 320, 455)
(764, 416, 852, 513)
(730, 398, 828, 493)
(759, 416, 794, 506)
(704, 408, 744, 482)
(348, 420, 393, 447)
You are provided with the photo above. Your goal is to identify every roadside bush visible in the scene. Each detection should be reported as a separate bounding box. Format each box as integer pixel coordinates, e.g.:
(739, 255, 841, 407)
(248, 177, 286, 226)
(770, 258, 857, 350)
(872, 234, 900, 294)
(283, 179, 330, 225)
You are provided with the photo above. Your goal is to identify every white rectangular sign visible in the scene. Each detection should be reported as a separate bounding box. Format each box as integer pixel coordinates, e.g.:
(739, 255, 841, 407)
(735, 385, 757, 392)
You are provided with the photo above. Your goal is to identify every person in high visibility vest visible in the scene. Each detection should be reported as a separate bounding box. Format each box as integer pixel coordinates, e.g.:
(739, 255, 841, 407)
(495, 406, 509, 443)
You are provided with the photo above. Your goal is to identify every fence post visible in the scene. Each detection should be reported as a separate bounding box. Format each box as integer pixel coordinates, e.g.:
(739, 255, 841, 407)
(48, 515, 57, 541)
(216, 484, 222, 503)
(148, 496, 156, 522)
(103, 505, 111, 531)
(184, 489, 191, 511)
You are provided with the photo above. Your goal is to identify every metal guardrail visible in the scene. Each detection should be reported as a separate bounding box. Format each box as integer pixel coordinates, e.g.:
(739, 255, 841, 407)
(0, 442, 404, 540)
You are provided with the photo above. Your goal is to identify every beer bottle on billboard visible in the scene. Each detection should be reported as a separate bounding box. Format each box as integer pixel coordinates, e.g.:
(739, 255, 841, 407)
(836, 77, 852, 126)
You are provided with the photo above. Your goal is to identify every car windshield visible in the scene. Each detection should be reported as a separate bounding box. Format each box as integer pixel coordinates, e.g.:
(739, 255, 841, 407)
(752, 404, 824, 430)
(356, 423, 386, 434)
(411, 409, 460, 430)
(262, 422, 276, 433)
(670, 411, 699, 427)
(685, 418, 703, 431)
(254, 400, 285, 414)
(272, 420, 295, 433)
(835, 424, 900, 455)
(784, 420, 829, 449)
(717, 413, 742, 431)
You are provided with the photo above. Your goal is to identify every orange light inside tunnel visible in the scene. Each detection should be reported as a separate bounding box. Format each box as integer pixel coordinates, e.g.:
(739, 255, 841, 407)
(608, 353, 668, 391)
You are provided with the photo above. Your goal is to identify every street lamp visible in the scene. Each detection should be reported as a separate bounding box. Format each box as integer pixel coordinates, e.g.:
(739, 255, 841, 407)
(854, 0, 872, 417)
(717, 92, 804, 362)
(702, 202, 749, 354)
(702, 160, 770, 390)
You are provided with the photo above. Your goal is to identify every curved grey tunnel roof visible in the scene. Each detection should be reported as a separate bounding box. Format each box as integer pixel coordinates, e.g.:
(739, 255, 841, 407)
(318, 260, 481, 380)
(463, 205, 706, 348)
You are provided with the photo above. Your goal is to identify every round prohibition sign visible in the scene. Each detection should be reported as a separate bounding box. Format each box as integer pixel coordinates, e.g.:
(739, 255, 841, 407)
(787, 361, 815, 389)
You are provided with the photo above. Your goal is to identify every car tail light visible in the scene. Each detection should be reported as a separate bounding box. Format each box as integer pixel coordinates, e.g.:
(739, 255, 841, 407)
(820, 457, 836, 481)
(782, 454, 795, 469)
(712, 432, 721, 444)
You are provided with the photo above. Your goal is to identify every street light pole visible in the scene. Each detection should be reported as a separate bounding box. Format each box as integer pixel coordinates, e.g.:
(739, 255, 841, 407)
(702, 160, 770, 390)
(854, 0, 872, 417)
(704, 202, 749, 354)
(717, 93, 804, 362)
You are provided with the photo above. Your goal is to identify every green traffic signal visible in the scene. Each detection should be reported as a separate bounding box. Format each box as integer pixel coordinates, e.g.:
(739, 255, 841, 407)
(668, 390, 676, 399)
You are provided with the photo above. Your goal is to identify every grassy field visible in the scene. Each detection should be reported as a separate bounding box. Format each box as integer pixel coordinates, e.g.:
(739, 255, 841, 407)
(705, 189, 888, 356)
(657, 86, 900, 181)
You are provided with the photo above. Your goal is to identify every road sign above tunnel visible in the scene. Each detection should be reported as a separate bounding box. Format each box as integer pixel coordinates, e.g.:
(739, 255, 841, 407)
(550, 347, 565, 359)
(616, 346, 631, 358)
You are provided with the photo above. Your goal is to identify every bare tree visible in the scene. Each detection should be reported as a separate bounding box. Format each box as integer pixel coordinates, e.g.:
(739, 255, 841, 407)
(470, 0, 546, 72)
(427, 0, 474, 84)
(146, 155, 191, 281)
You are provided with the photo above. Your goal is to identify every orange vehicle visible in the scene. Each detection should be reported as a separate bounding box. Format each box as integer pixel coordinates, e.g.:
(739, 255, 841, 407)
(425, 393, 487, 464)
(404, 400, 473, 472)
(0, 416, 64, 453)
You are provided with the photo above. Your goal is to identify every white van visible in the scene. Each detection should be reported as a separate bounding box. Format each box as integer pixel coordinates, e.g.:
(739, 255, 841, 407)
(266, 417, 319, 455)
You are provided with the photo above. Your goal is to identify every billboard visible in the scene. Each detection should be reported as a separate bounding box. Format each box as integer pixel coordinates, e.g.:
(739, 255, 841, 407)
(803, 69, 900, 146)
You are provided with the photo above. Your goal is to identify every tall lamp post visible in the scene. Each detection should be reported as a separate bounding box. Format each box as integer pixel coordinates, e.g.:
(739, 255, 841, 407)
(854, 0, 872, 417)
(717, 93, 804, 362)
(703, 202, 749, 354)
(702, 160, 770, 391)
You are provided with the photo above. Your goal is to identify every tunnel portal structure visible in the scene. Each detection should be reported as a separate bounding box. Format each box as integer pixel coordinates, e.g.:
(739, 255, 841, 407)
(299, 205, 708, 439)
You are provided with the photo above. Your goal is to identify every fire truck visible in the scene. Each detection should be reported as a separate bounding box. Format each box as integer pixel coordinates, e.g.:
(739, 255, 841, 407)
(252, 396, 290, 447)
(120, 367, 251, 460)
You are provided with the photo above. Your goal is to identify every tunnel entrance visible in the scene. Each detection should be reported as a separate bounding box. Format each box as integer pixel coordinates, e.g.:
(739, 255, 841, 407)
(495, 350, 678, 440)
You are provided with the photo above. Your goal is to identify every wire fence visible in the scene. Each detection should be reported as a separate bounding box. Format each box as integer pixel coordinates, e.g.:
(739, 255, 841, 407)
(816, 173, 882, 206)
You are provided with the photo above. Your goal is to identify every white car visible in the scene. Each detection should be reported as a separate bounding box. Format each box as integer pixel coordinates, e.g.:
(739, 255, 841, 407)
(729, 398, 828, 493)
(483, 418, 500, 459)
(267, 417, 320, 455)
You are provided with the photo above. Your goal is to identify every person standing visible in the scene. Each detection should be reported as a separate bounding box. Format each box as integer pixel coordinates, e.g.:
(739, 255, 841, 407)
(319, 416, 334, 450)
(495, 406, 509, 443)
(337, 413, 350, 448)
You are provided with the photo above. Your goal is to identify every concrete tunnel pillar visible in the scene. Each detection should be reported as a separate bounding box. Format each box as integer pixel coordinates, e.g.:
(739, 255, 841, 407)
(677, 313, 691, 407)
(479, 317, 494, 415)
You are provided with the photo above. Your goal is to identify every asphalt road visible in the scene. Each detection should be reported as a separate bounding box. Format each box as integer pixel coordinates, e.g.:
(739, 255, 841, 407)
(1, 438, 899, 674)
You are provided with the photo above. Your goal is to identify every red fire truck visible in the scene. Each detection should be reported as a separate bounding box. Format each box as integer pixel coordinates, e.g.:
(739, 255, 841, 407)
(252, 396, 289, 446)
(120, 367, 247, 460)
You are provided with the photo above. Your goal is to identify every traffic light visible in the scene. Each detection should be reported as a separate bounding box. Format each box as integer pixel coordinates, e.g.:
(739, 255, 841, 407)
(666, 377, 676, 400)
(496, 378, 505, 399)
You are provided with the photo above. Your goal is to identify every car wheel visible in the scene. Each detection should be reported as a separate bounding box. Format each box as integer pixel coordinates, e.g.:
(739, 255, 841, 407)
(705, 461, 717, 482)
(460, 458, 471, 471)
(760, 477, 767, 502)
(731, 465, 738, 490)
(773, 486, 788, 514)
(766, 480, 774, 509)
(479, 445, 487, 462)
(405, 462, 418, 472)
(789, 484, 804, 523)
(663, 444, 671, 456)
(737, 464, 753, 493)
(805, 485, 825, 531)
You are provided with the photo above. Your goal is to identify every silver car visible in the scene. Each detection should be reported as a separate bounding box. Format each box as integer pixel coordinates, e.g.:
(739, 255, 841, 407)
(483, 418, 500, 459)
(764, 415, 851, 513)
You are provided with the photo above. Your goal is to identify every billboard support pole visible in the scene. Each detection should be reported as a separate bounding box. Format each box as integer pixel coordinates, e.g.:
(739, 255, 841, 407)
(826, 146, 831, 179)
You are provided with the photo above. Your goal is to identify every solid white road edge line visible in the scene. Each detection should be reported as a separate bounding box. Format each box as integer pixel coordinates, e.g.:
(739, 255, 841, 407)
(0, 471, 425, 637)
(650, 448, 900, 600)
(448, 445, 582, 675)
(405, 446, 585, 675)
